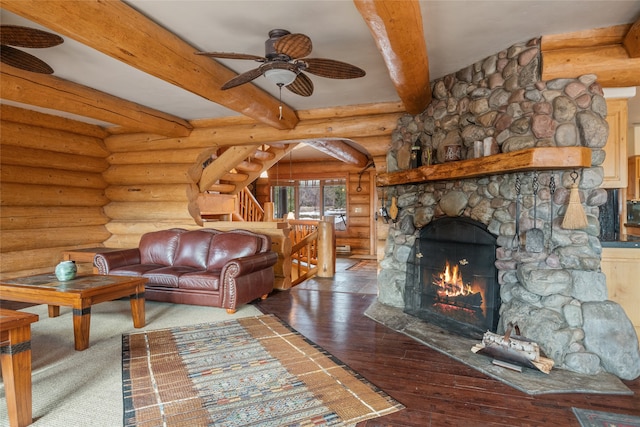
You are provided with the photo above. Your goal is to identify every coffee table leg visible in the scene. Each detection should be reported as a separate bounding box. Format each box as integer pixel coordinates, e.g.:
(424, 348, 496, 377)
(129, 289, 145, 328)
(1, 325, 33, 427)
(72, 304, 91, 351)
(47, 305, 60, 318)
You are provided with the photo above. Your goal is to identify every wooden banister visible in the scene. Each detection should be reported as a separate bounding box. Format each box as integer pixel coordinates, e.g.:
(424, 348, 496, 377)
(238, 188, 264, 222)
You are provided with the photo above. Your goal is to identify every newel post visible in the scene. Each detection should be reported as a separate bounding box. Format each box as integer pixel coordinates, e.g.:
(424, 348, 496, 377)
(317, 217, 336, 277)
(263, 202, 274, 221)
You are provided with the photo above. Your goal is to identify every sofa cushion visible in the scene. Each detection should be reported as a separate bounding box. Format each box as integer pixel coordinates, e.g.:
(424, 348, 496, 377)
(110, 264, 165, 277)
(179, 271, 221, 291)
(173, 230, 214, 269)
(143, 266, 200, 288)
(139, 229, 185, 266)
(207, 232, 261, 270)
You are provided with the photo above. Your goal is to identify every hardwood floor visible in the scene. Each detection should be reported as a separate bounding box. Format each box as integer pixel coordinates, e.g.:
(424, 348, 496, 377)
(255, 257, 640, 427)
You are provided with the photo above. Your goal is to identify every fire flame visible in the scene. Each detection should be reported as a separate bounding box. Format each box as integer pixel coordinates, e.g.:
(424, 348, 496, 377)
(433, 261, 473, 296)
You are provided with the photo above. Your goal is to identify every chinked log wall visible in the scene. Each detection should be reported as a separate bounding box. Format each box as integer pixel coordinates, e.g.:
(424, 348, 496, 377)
(0, 102, 402, 279)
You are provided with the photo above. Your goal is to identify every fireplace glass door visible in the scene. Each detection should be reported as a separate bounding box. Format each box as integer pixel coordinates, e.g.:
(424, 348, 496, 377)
(405, 217, 500, 338)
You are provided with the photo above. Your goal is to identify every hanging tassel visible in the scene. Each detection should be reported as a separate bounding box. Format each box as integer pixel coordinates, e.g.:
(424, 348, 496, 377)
(389, 196, 399, 222)
(562, 170, 588, 229)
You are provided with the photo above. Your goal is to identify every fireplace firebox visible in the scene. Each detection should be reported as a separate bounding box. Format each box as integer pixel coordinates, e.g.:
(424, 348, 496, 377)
(405, 217, 500, 339)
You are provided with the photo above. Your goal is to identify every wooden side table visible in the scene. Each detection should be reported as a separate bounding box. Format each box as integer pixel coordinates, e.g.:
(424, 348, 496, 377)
(0, 308, 39, 427)
(62, 247, 121, 273)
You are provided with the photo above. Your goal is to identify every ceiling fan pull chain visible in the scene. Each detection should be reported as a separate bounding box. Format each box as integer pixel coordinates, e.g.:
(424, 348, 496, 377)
(277, 83, 284, 120)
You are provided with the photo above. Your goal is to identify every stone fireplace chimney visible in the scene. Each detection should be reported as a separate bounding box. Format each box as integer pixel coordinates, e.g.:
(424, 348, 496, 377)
(376, 38, 640, 380)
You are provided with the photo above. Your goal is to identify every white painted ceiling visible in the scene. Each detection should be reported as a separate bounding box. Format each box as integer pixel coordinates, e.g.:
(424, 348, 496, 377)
(1, 1, 640, 127)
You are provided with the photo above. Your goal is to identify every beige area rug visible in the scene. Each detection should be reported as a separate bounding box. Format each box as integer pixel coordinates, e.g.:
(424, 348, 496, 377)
(123, 314, 404, 426)
(0, 300, 262, 427)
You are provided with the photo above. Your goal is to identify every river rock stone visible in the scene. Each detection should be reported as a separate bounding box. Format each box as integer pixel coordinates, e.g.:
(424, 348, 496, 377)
(570, 270, 607, 302)
(439, 191, 468, 216)
(577, 111, 609, 148)
(517, 263, 572, 296)
(563, 352, 602, 375)
(582, 301, 640, 380)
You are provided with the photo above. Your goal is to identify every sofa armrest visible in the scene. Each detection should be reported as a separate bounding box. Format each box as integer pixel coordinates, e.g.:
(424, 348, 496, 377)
(94, 249, 141, 274)
(220, 251, 278, 279)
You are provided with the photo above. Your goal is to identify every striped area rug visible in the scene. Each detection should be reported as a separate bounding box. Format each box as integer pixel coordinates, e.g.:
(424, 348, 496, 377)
(122, 314, 403, 426)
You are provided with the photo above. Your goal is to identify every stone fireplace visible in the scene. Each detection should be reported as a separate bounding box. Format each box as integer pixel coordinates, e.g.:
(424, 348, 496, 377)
(375, 38, 640, 380)
(405, 217, 500, 339)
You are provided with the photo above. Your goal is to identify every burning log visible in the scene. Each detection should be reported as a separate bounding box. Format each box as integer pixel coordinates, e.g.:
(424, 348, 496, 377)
(433, 290, 482, 311)
(471, 323, 554, 374)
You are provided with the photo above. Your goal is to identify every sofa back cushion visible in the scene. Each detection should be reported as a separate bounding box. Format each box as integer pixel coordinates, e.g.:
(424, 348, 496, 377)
(139, 228, 185, 266)
(207, 232, 263, 270)
(173, 230, 215, 269)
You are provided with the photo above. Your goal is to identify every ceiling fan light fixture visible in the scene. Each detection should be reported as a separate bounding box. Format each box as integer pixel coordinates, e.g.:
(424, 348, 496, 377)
(264, 68, 297, 86)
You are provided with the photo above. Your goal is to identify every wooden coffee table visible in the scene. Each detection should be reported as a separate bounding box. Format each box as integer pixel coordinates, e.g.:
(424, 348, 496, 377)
(0, 274, 147, 351)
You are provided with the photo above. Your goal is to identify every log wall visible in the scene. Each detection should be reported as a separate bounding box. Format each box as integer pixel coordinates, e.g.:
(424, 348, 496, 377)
(0, 106, 111, 279)
(0, 102, 401, 277)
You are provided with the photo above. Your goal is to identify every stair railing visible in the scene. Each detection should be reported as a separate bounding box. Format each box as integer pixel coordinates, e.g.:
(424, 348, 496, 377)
(288, 219, 319, 286)
(238, 187, 264, 221)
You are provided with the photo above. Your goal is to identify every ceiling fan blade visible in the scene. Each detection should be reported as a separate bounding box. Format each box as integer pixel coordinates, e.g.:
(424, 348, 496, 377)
(286, 72, 314, 97)
(221, 67, 265, 90)
(274, 33, 312, 59)
(0, 25, 63, 48)
(1, 45, 54, 74)
(195, 51, 265, 61)
(304, 58, 365, 79)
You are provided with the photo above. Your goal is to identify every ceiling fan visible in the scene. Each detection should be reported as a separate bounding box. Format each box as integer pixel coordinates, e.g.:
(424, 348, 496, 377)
(0, 25, 63, 74)
(196, 29, 366, 97)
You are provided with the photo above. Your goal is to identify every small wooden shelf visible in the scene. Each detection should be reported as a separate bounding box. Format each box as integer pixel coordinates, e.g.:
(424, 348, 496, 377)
(376, 147, 592, 187)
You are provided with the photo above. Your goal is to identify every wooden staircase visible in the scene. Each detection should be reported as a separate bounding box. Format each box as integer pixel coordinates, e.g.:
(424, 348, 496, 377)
(187, 143, 297, 224)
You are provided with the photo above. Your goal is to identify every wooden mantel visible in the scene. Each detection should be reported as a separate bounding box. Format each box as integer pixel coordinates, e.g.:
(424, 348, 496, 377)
(377, 147, 592, 186)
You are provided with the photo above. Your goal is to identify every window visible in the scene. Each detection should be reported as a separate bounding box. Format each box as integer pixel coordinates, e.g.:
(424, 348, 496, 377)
(272, 178, 347, 230)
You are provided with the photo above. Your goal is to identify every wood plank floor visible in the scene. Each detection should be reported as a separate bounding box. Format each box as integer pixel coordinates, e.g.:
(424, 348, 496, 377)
(255, 257, 640, 427)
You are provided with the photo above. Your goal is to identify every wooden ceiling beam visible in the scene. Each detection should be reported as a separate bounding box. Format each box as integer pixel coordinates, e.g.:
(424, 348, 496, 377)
(105, 111, 403, 152)
(541, 22, 640, 87)
(0, 104, 109, 139)
(305, 139, 370, 167)
(623, 19, 640, 58)
(1, 67, 192, 137)
(1, 0, 298, 130)
(354, 0, 431, 114)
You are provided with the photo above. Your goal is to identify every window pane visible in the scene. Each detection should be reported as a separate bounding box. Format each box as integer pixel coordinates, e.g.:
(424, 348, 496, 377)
(272, 178, 347, 230)
(272, 185, 295, 219)
(324, 179, 346, 231)
(298, 180, 320, 220)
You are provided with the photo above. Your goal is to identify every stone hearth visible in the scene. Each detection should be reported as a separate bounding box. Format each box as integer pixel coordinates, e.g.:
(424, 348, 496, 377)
(365, 301, 633, 395)
(376, 38, 640, 380)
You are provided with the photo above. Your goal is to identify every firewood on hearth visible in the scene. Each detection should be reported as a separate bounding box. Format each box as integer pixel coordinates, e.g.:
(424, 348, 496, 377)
(471, 323, 555, 374)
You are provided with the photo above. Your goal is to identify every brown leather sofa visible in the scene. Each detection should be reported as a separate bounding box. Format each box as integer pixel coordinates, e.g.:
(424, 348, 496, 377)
(94, 228, 277, 313)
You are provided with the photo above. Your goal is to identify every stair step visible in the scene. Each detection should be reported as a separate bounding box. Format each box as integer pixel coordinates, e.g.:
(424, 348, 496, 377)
(236, 160, 263, 172)
(222, 172, 249, 182)
(253, 150, 275, 160)
(207, 183, 236, 193)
